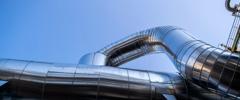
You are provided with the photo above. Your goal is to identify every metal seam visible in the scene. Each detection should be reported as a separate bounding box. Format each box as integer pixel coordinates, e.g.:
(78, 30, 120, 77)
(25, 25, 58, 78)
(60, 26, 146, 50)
(16, 61, 31, 97)
(166, 74, 176, 96)
(178, 42, 203, 74)
(159, 27, 182, 42)
(126, 69, 130, 99)
(226, 53, 240, 94)
(146, 71, 152, 100)
(184, 44, 208, 79)
(199, 48, 218, 81)
(96, 69, 100, 99)
(216, 52, 233, 92)
(174, 40, 200, 69)
(41, 63, 52, 100)
(190, 46, 213, 80)
(72, 64, 78, 85)
(175, 40, 200, 61)
(18, 61, 32, 80)
(206, 50, 226, 87)
(182, 77, 189, 99)
(182, 43, 206, 77)
(182, 30, 197, 40)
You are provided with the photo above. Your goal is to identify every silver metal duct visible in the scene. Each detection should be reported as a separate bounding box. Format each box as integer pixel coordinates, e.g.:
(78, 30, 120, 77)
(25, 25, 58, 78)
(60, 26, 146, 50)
(0, 59, 232, 100)
(80, 26, 195, 67)
(80, 26, 240, 98)
(0, 59, 190, 100)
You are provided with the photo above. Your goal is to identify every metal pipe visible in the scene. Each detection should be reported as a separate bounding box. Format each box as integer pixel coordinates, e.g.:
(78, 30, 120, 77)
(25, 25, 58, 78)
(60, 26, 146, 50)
(0, 59, 190, 100)
(0, 26, 236, 99)
(80, 26, 192, 66)
(0, 59, 232, 100)
(80, 26, 240, 98)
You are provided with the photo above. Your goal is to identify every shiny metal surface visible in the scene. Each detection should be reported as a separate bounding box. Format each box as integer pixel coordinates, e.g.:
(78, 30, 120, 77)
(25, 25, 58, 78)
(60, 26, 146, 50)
(79, 53, 107, 66)
(191, 47, 215, 81)
(0, 59, 229, 100)
(0, 59, 188, 100)
(82, 26, 199, 68)
(1, 26, 240, 99)
(80, 26, 195, 67)
(83, 26, 240, 99)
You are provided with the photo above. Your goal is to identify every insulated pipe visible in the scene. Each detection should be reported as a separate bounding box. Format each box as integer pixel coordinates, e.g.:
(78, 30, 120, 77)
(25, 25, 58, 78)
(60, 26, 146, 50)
(80, 26, 240, 98)
(80, 26, 186, 66)
(0, 59, 232, 100)
(0, 59, 189, 100)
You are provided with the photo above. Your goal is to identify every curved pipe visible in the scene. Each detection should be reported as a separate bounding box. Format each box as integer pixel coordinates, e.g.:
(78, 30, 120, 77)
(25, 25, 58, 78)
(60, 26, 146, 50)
(80, 26, 240, 98)
(225, 0, 238, 13)
(80, 26, 196, 66)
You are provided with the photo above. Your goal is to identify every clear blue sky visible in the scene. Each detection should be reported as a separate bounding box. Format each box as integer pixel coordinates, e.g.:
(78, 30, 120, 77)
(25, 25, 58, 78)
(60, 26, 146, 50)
(0, 0, 234, 73)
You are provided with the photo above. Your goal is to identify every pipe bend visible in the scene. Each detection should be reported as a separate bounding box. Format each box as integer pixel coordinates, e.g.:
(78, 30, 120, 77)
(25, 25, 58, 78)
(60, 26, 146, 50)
(81, 26, 240, 98)
(80, 26, 197, 67)
(0, 25, 239, 99)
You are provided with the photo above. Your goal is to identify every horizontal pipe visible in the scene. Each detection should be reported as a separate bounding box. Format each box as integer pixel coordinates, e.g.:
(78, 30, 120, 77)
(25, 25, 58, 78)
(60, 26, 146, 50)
(80, 26, 196, 66)
(0, 59, 232, 100)
(80, 26, 240, 98)
(0, 59, 189, 100)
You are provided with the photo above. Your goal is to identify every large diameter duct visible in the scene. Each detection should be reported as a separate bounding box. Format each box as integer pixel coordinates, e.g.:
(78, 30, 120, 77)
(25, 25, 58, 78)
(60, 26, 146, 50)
(80, 26, 240, 98)
(0, 59, 189, 100)
(0, 59, 231, 100)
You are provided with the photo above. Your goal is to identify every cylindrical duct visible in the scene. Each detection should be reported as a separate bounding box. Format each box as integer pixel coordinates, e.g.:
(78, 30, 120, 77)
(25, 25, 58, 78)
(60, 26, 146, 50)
(81, 26, 240, 98)
(0, 59, 188, 100)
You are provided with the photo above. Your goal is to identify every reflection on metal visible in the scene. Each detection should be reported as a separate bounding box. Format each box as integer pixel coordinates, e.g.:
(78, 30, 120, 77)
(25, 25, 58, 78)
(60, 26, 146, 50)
(0, 26, 238, 99)
(81, 26, 240, 99)
(0, 59, 232, 100)
(0, 1, 239, 99)
(0, 80, 7, 86)
(79, 53, 107, 66)
(0, 59, 186, 100)
(0, 26, 239, 100)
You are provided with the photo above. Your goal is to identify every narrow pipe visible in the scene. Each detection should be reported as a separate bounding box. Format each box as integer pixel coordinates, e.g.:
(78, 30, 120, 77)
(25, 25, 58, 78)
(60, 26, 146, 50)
(80, 26, 240, 98)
